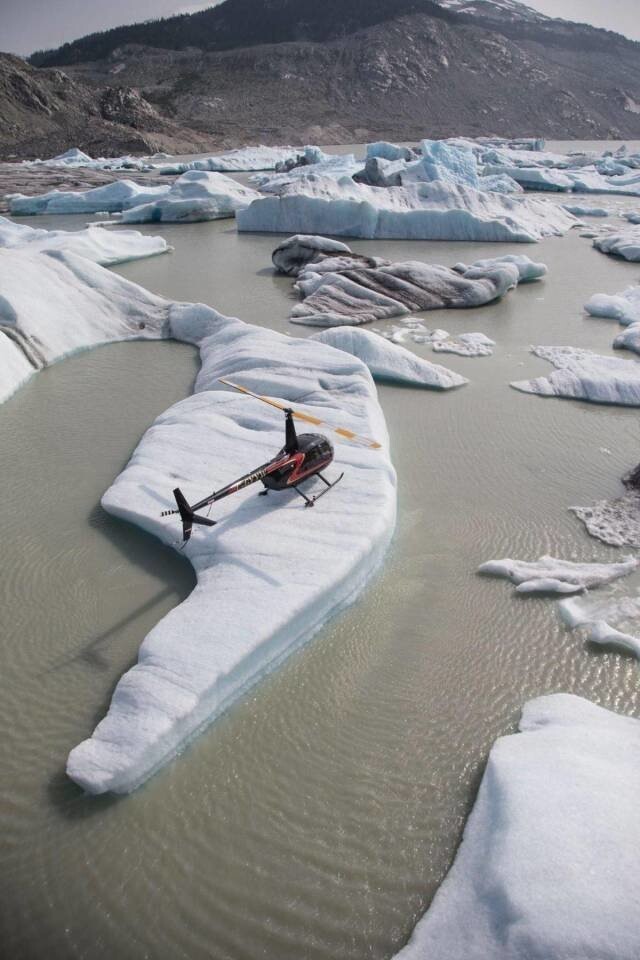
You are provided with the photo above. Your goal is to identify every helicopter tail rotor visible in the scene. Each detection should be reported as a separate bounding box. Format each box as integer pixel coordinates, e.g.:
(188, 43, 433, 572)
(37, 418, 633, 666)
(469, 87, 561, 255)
(162, 487, 217, 542)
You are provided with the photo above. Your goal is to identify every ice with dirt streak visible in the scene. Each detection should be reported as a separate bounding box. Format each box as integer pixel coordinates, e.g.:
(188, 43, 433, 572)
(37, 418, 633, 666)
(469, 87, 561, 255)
(394, 694, 640, 960)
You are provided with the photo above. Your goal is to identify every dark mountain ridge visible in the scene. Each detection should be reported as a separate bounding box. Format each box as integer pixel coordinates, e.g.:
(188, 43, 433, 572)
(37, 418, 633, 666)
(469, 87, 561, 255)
(2, 0, 639, 159)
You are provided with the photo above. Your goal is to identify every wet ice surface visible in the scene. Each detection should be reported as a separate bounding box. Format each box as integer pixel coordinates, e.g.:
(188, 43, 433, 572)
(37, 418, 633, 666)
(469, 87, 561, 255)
(3, 159, 640, 959)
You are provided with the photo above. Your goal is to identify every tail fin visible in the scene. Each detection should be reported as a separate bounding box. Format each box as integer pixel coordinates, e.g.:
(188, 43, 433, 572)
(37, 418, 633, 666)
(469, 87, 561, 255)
(172, 487, 216, 542)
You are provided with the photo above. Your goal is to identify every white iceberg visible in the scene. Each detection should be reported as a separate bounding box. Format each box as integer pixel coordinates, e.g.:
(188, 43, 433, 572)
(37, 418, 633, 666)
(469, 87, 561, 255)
(432, 333, 495, 357)
(478, 554, 637, 594)
(0, 215, 169, 265)
(237, 176, 576, 242)
(562, 204, 610, 217)
(483, 165, 574, 191)
(585, 286, 640, 355)
(250, 153, 360, 194)
(586, 286, 640, 327)
(309, 328, 468, 390)
(511, 346, 640, 406)
(9, 179, 169, 216)
(22, 148, 156, 172)
(394, 694, 640, 960)
(594, 228, 640, 262)
(452, 254, 547, 283)
(177, 145, 299, 173)
(119, 170, 261, 223)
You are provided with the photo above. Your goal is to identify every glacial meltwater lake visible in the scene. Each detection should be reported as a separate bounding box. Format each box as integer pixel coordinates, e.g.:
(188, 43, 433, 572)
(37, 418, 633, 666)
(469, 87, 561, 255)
(2, 143, 640, 959)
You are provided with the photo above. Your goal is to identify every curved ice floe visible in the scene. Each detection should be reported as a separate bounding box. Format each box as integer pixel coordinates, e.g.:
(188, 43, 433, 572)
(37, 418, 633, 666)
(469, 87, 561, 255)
(280, 241, 545, 327)
(478, 555, 638, 594)
(593, 228, 640, 262)
(237, 176, 576, 242)
(309, 329, 468, 390)
(119, 170, 260, 223)
(511, 346, 640, 406)
(163, 145, 299, 174)
(67, 306, 397, 794)
(0, 243, 406, 794)
(394, 694, 640, 959)
(0, 216, 169, 265)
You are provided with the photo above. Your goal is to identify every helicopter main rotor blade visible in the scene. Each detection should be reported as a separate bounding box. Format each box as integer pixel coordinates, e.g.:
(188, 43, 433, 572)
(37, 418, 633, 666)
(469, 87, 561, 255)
(218, 377, 382, 450)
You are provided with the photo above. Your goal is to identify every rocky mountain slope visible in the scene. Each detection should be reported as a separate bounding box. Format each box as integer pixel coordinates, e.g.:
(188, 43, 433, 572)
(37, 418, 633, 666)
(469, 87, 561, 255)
(3, 0, 640, 158)
(0, 54, 211, 159)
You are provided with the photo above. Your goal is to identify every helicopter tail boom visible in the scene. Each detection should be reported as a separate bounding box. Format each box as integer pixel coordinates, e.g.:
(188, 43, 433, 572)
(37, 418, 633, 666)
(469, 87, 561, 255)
(170, 487, 217, 542)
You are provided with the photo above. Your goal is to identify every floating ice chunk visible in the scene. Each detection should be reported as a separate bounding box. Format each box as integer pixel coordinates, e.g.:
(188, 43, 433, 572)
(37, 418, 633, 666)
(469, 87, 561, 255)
(21, 148, 156, 172)
(571, 494, 640, 548)
(586, 621, 640, 658)
(563, 204, 610, 217)
(594, 228, 640, 262)
(478, 554, 637, 593)
(401, 139, 480, 189)
(511, 345, 640, 406)
(119, 170, 261, 223)
(0, 215, 168, 265)
(309, 328, 468, 390)
(586, 287, 640, 326)
(251, 153, 360, 193)
(180, 145, 299, 172)
(432, 333, 495, 357)
(452, 254, 547, 283)
(585, 286, 640, 355)
(558, 593, 640, 659)
(237, 176, 576, 242)
(271, 234, 354, 275)
(478, 173, 524, 194)
(366, 142, 417, 162)
(483, 165, 574, 191)
(394, 694, 640, 960)
(9, 179, 169, 216)
(623, 211, 640, 224)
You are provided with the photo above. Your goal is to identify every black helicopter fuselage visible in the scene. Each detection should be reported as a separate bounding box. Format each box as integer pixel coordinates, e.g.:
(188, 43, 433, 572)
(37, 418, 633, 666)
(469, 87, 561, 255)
(163, 410, 339, 541)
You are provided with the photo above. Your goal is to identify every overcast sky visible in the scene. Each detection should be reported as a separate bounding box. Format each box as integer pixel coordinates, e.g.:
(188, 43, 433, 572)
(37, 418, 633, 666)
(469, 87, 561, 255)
(3, 0, 640, 56)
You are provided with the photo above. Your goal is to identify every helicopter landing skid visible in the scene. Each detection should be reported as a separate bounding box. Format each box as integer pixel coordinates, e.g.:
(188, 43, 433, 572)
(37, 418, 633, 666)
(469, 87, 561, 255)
(294, 471, 344, 508)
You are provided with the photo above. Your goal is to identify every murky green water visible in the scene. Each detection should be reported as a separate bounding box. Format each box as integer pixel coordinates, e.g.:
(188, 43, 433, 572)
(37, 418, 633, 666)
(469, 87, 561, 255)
(2, 144, 640, 960)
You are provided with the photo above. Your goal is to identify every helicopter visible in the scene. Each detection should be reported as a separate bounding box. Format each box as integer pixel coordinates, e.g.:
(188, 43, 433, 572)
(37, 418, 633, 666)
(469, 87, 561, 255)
(161, 377, 382, 542)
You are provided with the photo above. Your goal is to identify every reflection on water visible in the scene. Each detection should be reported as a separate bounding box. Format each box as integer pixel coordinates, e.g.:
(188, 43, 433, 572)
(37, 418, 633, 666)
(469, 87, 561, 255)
(3, 152, 640, 959)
